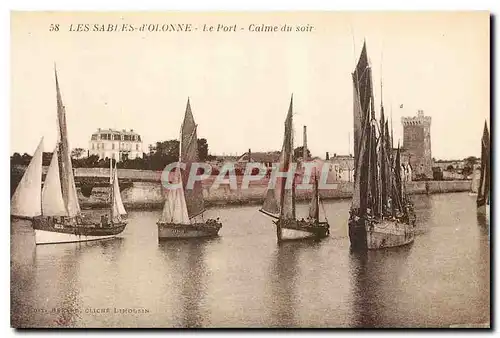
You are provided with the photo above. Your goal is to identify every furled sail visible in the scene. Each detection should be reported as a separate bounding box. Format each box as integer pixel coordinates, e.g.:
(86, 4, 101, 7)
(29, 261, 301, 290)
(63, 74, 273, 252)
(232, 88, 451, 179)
(11, 137, 44, 217)
(351, 41, 372, 214)
(55, 67, 81, 218)
(477, 121, 490, 207)
(42, 146, 67, 216)
(308, 170, 320, 221)
(180, 98, 205, 219)
(352, 41, 372, 163)
(113, 164, 127, 215)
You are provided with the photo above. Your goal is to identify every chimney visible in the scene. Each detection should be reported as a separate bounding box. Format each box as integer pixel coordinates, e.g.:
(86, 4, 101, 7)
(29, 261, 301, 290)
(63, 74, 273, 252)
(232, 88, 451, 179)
(98, 128, 101, 132)
(326, 152, 330, 160)
(130, 129, 134, 132)
(248, 148, 251, 162)
(334, 153, 337, 157)
(303, 126, 308, 160)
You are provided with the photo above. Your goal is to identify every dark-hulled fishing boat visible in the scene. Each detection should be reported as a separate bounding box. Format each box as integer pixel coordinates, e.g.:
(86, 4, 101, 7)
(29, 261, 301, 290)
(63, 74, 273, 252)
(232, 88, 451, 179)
(259, 95, 329, 242)
(348, 42, 416, 250)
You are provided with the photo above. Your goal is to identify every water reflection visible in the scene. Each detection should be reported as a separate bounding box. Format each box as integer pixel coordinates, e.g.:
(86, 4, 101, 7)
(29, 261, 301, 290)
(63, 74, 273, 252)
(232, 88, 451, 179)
(158, 239, 213, 328)
(349, 245, 413, 328)
(10, 193, 490, 328)
(267, 240, 322, 327)
(10, 219, 36, 327)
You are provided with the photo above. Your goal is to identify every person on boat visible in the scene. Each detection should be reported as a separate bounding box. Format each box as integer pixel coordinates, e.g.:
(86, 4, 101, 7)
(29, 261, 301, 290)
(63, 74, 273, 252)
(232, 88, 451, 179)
(101, 214, 109, 227)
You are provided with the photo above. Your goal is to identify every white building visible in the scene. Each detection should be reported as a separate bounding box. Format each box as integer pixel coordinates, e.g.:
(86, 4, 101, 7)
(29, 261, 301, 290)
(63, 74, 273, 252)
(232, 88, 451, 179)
(326, 154, 355, 182)
(89, 128, 143, 161)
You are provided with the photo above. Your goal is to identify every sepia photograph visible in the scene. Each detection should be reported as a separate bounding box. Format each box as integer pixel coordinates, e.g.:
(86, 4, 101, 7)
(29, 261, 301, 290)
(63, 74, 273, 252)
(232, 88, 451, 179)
(9, 11, 490, 328)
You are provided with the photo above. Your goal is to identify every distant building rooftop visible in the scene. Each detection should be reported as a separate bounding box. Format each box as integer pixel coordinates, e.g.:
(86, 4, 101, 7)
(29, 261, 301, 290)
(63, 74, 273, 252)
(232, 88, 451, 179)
(93, 128, 141, 136)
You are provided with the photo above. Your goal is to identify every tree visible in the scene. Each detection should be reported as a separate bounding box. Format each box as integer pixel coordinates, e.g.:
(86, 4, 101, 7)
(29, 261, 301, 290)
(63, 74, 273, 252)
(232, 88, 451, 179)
(446, 165, 454, 171)
(11, 152, 22, 165)
(293, 146, 311, 161)
(42, 152, 52, 166)
(464, 156, 478, 167)
(21, 153, 32, 165)
(197, 138, 209, 162)
(71, 148, 86, 159)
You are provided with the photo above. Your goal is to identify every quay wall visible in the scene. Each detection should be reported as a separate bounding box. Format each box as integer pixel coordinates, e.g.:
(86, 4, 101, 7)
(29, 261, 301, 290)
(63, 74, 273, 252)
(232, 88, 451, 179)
(11, 165, 472, 210)
(77, 177, 472, 210)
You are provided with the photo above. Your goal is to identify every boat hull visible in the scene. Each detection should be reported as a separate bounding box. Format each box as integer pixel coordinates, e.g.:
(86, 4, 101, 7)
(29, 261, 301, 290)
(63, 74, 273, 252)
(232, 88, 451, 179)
(10, 215, 36, 221)
(366, 219, 414, 249)
(275, 219, 329, 242)
(349, 216, 415, 250)
(477, 203, 490, 221)
(32, 217, 127, 245)
(157, 221, 222, 239)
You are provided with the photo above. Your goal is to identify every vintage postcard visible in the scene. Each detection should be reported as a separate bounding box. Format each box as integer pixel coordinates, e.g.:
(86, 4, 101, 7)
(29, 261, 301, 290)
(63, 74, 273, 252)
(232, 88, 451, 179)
(10, 11, 490, 328)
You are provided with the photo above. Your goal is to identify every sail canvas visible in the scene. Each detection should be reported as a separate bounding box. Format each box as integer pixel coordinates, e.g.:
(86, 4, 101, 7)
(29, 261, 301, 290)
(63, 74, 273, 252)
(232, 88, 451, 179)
(11, 137, 44, 217)
(41, 147, 67, 216)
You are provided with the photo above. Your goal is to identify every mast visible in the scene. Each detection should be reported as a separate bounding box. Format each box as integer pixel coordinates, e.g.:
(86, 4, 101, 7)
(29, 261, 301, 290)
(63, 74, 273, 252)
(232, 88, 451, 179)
(380, 96, 387, 214)
(303, 125, 308, 161)
(54, 66, 80, 218)
(109, 157, 114, 220)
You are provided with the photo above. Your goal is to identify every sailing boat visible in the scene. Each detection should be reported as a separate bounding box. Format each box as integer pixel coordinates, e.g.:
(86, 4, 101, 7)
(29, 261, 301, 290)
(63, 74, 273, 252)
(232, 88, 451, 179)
(11, 138, 44, 220)
(259, 95, 329, 242)
(157, 98, 222, 239)
(348, 42, 416, 250)
(477, 121, 490, 218)
(31, 67, 127, 245)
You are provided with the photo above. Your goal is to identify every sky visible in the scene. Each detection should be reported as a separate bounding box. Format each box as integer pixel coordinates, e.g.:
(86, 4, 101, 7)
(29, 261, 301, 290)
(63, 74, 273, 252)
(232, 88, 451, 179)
(10, 11, 489, 160)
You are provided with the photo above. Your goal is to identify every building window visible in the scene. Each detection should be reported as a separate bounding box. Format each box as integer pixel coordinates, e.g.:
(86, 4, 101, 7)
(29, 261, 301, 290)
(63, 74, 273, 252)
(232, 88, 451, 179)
(112, 143, 115, 150)
(92, 143, 95, 150)
(136, 144, 139, 150)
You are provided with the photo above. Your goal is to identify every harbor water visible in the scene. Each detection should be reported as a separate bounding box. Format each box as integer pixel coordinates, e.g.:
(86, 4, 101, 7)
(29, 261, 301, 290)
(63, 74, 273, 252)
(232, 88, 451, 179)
(11, 192, 490, 328)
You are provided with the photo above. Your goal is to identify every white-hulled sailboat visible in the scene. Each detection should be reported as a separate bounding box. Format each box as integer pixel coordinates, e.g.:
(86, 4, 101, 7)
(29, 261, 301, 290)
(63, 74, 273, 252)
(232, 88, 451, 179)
(31, 67, 127, 245)
(477, 121, 490, 219)
(11, 138, 44, 220)
(157, 98, 222, 239)
(259, 95, 330, 242)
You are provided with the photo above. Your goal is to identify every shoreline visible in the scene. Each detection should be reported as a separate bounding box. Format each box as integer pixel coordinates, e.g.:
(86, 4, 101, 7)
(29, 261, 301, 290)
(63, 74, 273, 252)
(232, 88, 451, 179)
(80, 188, 471, 211)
